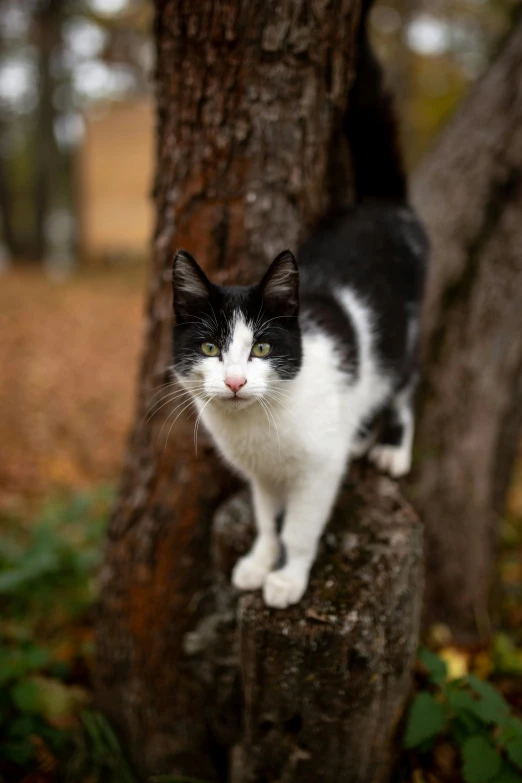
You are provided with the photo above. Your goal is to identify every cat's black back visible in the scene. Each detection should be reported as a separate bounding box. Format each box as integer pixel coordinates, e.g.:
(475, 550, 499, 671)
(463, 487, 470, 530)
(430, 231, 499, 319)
(297, 13, 428, 386)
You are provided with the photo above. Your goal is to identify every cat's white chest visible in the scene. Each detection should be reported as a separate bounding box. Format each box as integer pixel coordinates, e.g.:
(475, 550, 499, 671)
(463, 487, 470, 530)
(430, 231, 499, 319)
(201, 403, 300, 484)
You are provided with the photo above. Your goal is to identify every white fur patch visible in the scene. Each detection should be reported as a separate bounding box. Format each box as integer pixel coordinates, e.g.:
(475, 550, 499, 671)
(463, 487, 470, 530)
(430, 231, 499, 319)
(369, 443, 411, 477)
(264, 567, 307, 608)
(225, 315, 254, 370)
(336, 287, 392, 433)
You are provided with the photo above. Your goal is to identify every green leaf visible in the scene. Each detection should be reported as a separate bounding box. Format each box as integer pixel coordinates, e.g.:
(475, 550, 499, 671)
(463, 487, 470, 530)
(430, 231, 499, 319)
(461, 736, 502, 783)
(5, 714, 42, 738)
(499, 716, 522, 745)
(21, 645, 51, 671)
(492, 762, 522, 783)
(453, 709, 485, 740)
(32, 676, 88, 722)
(10, 679, 40, 713)
(0, 647, 18, 685)
(0, 737, 35, 765)
(493, 635, 522, 676)
(448, 689, 478, 715)
(95, 711, 122, 755)
(506, 737, 522, 770)
(9, 674, 86, 723)
(418, 647, 448, 684)
(0, 645, 51, 685)
(404, 692, 446, 748)
(0, 550, 59, 593)
(467, 676, 510, 724)
(453, 717, 477, 747)
(82, 709, 107, 759)
(40, 721, 69, 753)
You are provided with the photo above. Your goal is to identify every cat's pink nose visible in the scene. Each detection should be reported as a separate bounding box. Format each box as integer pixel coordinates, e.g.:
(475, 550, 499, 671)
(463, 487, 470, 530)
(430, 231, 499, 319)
(225, 377, 246, 394)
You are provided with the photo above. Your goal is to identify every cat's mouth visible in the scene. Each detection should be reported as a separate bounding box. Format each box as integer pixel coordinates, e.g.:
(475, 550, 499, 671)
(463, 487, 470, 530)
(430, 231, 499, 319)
(215, 393, 255, 410)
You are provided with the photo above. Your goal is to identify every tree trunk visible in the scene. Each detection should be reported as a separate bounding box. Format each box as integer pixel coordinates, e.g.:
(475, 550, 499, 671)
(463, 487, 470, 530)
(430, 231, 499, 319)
(215, 474, 421, 783)
(411, 20, 522, 640)
(0, 141, 19, 261)
(32, 0, 62, 262)
(96, 1, 369, 779)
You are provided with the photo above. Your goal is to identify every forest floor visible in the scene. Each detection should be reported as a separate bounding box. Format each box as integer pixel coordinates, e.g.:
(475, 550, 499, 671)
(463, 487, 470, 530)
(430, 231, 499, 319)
(0, 266, 145, 514)
(0, 266, 521, 783)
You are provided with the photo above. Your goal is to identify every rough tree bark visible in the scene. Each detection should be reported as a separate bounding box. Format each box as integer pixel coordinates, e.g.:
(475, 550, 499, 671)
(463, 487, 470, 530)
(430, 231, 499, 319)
(96, 2, 423, 781)
(213, 475, 421, 783)
(411, 20, 522, 640)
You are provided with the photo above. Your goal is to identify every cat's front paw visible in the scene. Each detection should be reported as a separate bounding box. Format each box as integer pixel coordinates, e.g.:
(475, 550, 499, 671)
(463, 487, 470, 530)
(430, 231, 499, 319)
(369, 443, 411, 478)
(263, 568, 307, 609)
(232, 556, 270, 591)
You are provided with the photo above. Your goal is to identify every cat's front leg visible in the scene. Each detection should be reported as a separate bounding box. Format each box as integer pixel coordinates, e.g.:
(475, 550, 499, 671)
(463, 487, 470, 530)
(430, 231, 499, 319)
(232, 479, 281, 591)
(263, 465, 344, 609)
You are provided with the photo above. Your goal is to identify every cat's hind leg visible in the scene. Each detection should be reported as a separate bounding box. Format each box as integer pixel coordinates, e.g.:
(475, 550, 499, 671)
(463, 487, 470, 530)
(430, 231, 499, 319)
(368, 381, 415, 478)
(351, 411, 380, 458)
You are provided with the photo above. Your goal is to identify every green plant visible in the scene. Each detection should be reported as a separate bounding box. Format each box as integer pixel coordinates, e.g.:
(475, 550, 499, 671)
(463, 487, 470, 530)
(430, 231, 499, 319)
(404, 648, 522, 783)
(69, 710, 137, 783)
(0, 487, 136, 782)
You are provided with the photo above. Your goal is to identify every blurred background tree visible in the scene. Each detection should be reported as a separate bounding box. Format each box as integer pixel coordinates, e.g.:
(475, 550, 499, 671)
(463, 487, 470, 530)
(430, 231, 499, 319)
(372, 0, 519, 167)
(0, 0, 152, 271)
(0, 0, 518, 273)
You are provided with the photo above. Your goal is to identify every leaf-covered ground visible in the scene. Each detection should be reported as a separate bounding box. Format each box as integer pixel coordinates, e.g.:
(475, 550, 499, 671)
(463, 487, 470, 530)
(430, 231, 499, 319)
(0, 267, 145, 514)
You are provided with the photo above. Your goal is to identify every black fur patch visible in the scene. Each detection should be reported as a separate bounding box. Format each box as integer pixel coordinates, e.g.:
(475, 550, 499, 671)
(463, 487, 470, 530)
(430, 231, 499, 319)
(378, 416, 404, 447)
(301, 290, 359, 377)
(298, 201, 427, 387)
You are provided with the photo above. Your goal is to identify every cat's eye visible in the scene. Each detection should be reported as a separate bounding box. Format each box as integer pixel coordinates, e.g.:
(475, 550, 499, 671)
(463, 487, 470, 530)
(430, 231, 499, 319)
(201, 342, 220, 357)
(251, 342, 271, 358)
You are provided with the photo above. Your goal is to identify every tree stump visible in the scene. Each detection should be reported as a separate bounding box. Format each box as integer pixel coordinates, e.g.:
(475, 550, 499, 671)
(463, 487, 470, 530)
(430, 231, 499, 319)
(201, 466, 422, 783)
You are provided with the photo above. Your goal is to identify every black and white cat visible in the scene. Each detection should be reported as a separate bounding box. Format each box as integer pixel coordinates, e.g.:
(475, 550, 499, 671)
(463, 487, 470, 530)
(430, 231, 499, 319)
(171, 23, 427, 609)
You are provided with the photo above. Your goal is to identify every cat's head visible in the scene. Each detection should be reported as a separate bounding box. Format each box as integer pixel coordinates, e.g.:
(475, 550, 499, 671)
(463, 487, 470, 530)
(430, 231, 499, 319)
(172, 249, 302, 410)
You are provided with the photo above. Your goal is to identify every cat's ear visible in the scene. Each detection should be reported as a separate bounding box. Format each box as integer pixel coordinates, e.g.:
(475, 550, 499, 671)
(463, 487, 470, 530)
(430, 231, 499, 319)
(172, 249, 211, 319)
(259, 250, 299, 315)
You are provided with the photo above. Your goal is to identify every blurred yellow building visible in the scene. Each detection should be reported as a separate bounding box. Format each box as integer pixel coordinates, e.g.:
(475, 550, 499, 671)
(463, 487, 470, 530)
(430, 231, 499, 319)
(79, 99, 154, 262)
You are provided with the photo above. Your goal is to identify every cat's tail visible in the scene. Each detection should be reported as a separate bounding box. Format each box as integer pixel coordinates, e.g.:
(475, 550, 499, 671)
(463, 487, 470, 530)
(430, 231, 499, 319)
(345, 2, 407, 202)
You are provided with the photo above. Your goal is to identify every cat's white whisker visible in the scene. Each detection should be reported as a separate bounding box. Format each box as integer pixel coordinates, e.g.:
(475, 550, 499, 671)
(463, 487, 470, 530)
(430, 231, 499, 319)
(193, 395, 215, 455)
(161, 397, 199, 451)
(265, 386, 293, 400)
(258, 397, 281, 455)
(147, 378, 176, 394)
(145, 386, 208, 422)
(254, 396, 273, 436)
(153, 387, 209, 431)
(146, 382, 182, 406)
(254, 314, 296, 333)
(207, 303, 220, 333)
